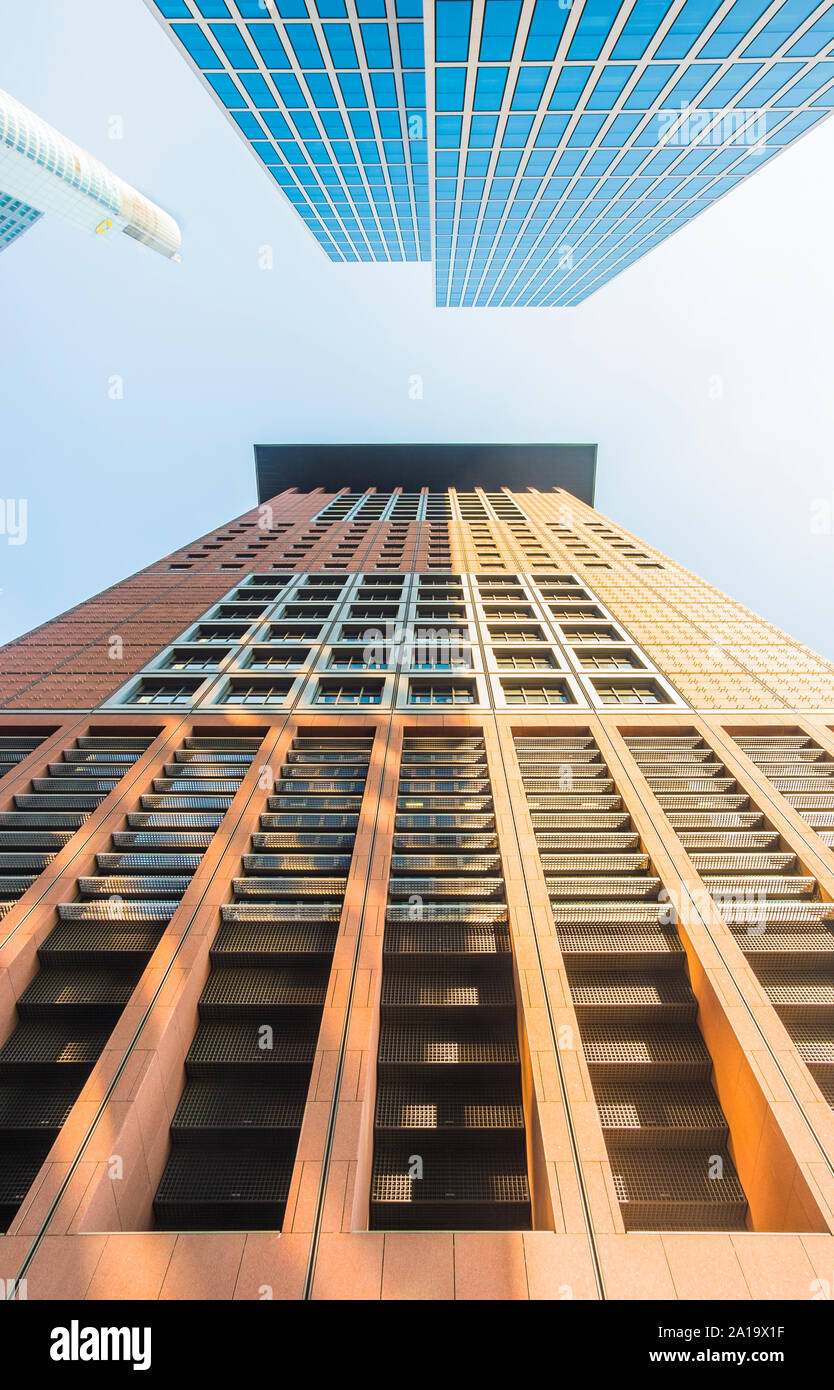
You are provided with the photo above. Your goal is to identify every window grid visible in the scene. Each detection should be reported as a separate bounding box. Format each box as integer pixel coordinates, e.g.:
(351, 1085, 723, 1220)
(500, 680, 572, 705)
(594, 680, 667, 705)
(106, 552, 679, 711)
(407, 678, 477, 704)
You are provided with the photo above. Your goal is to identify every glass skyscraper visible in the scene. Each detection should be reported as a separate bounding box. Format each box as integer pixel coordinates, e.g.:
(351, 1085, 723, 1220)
(0, 191, 42, 253)
(146, 0, 834, 303)
(0, 86, 182, 259)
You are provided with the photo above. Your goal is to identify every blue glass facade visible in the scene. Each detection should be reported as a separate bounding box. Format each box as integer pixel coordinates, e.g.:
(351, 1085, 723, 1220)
(150, 0, 429, 261)
(148, 0, 834, 302)
(0, 192, 42, 251)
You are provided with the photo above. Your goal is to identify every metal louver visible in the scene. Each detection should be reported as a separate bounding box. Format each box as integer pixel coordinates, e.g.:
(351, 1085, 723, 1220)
(370, 736, 531, 1232)
(0, 733, 257, 1233)
(628, 732, 834, 1114)
(154, 732, 372, 1231)
(515, 734, 749, 1232)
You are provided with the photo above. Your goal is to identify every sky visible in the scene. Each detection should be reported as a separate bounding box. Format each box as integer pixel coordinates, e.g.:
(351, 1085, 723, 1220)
(1, 0, 833, 659)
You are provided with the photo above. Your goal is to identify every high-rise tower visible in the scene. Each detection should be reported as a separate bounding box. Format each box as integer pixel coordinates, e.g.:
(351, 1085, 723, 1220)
(0, 86, 182, 259)
(1, 443, 833, 1301)
(143, 0, 834, 303)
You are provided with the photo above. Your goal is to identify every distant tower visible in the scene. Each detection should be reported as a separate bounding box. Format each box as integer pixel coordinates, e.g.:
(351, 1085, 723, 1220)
(0, 86, 181, 259)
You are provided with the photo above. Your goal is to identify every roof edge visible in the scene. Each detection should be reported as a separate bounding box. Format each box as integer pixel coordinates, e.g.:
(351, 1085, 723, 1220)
(254, 443, 597, 506)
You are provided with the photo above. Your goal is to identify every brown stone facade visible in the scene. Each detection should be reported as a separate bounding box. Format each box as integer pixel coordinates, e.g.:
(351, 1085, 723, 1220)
(1, 486, 833, 1300)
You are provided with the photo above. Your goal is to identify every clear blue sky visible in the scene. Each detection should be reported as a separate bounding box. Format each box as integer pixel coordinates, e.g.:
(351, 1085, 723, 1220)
(1, 0, 833, 658)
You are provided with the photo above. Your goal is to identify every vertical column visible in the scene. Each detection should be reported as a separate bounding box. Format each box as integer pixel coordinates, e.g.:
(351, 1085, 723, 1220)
(0, 729, 168, 1231)
(512, 729, 749, 1232)
(369, 730, 532, 1231)
(153, 726, 374, 1231)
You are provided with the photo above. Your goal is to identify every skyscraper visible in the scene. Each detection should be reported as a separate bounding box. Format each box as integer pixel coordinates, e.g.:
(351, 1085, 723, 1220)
(144, 0, 834, 303)
(0, 86, 182, 259)
(0, 192, 43, 252)
(0, 443, 833, 1300)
